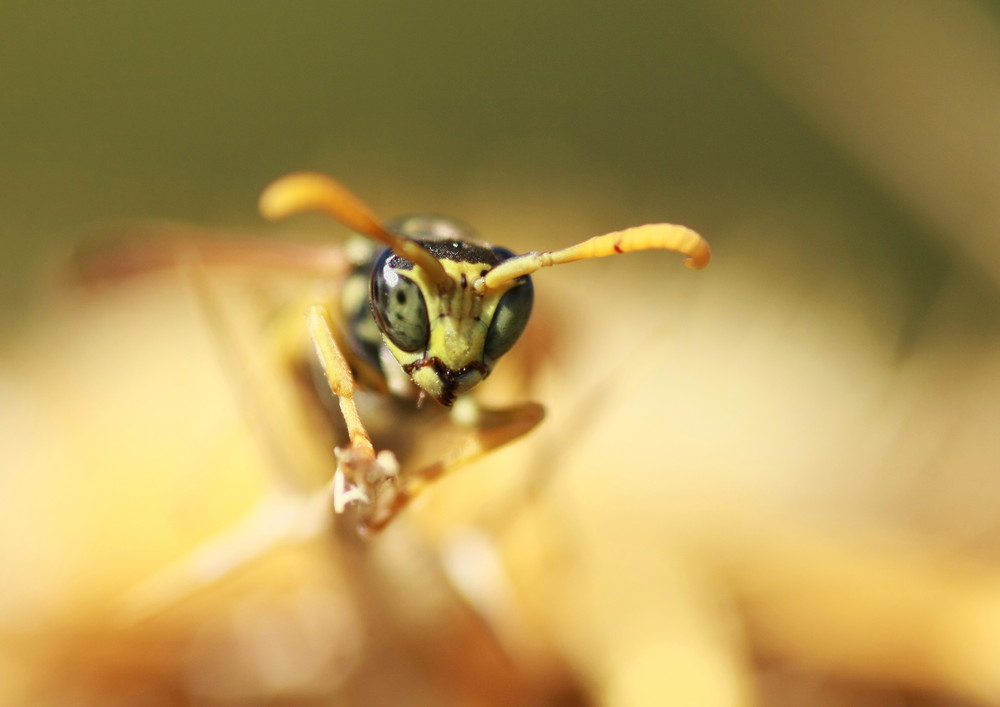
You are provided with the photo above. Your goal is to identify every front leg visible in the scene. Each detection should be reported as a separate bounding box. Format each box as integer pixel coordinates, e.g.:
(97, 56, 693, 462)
(306, 304, 400, 517)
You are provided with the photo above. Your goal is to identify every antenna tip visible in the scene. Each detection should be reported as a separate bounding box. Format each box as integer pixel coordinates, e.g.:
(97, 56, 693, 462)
(258, 172, 342, 222)
(682, 239, 712, 270)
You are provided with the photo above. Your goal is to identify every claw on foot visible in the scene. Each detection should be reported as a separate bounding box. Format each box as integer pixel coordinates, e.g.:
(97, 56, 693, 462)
(330, 445, 400, 514)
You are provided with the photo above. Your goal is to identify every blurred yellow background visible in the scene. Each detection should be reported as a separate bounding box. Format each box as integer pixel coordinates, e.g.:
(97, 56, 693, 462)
(3, 1, 1000, 705)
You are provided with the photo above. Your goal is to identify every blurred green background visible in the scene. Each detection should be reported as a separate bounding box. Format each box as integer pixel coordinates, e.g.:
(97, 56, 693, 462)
(6, 0, 995, 324)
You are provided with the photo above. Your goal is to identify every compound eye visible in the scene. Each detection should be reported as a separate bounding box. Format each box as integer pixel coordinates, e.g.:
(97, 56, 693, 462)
(491, 246, 517, 261)
(484, 247, 534, 360)
(370, 249, 430, 353)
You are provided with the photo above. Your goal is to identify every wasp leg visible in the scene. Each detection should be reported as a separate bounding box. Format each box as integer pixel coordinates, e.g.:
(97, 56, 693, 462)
(305, 304, 400, 517)
(363, 397, 545, 531)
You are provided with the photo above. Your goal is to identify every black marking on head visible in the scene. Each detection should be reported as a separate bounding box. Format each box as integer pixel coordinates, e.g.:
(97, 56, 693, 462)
(383, 238, 501, 272)
(402, 357, 492, 407)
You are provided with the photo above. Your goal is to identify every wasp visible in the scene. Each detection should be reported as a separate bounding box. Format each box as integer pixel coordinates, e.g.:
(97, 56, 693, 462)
(247, 172, 711, 532)
(75, 171, 709, 544)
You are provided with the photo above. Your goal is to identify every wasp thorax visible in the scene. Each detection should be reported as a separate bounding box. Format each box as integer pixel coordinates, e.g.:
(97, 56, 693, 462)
(369, 229, 533, 406)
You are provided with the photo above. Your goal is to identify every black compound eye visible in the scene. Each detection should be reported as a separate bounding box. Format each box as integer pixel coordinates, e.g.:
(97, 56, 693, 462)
(484, 247, 533, 360)
(490, 245, 516, 263)
(370, 249, 430, 353)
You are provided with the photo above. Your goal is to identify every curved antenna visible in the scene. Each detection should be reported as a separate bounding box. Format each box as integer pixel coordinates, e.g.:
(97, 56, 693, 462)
(475, 222, 711, 294)
(259, 172, 451, 288)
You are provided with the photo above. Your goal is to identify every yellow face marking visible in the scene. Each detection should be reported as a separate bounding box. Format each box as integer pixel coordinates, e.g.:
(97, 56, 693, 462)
(383, 260, 509, 405)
